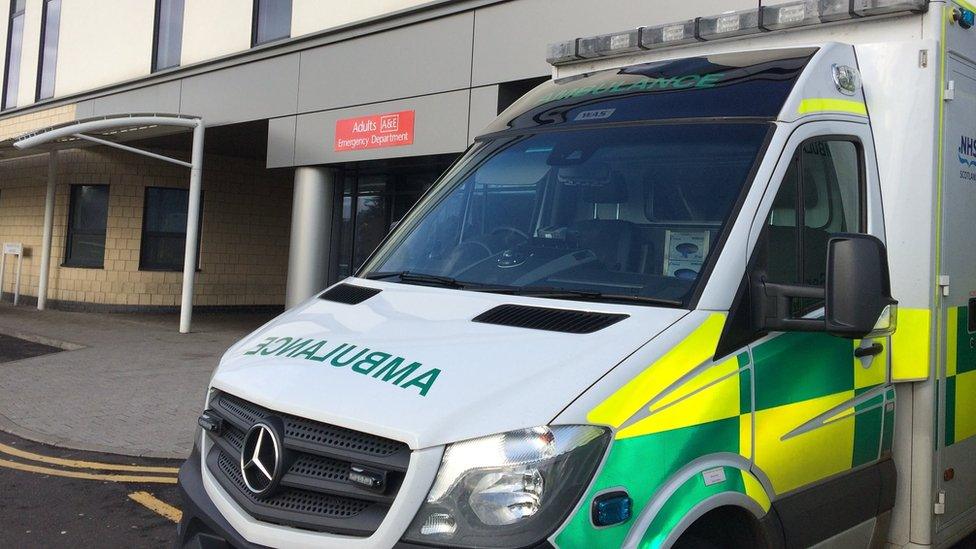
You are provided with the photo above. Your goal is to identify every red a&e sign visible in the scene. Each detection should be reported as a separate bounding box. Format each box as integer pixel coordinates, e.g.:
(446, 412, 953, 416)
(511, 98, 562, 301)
(334, 110, 415, 152)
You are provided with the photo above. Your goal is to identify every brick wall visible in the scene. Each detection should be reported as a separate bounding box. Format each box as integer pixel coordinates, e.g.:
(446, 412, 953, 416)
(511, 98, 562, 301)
(0, 146, 293, 308)
(0, 104, 77, 141)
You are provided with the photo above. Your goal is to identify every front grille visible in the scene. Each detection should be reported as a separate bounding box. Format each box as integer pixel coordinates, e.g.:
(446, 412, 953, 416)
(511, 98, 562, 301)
(204, 390, 410, 536)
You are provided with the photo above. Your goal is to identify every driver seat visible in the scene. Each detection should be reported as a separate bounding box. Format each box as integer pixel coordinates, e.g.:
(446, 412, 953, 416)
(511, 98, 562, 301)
(572, 172, 641, 272)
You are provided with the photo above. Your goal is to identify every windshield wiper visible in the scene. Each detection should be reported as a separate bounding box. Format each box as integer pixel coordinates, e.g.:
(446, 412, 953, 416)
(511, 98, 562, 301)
(475, 285, 684, 307)
(364, 274, 683, 306)
(363, 271, 466, 289)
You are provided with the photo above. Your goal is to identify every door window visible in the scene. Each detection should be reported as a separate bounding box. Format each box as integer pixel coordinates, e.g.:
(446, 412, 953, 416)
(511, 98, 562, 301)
(761, 138, 863, 311)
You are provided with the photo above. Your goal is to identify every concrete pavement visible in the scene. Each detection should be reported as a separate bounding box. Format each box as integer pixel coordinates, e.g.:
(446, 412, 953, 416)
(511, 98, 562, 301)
(0, 303, 273, 458)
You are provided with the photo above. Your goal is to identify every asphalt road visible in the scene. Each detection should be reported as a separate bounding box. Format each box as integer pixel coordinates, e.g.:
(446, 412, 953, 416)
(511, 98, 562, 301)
(0, 430, 183, 548)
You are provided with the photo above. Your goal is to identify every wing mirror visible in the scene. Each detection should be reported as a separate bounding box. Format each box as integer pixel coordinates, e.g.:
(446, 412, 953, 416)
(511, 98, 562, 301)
(756, 233, 897, 339)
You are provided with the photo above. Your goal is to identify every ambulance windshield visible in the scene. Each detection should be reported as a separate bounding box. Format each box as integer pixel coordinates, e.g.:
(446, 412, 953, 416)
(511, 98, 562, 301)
(362, 122, 770, 306)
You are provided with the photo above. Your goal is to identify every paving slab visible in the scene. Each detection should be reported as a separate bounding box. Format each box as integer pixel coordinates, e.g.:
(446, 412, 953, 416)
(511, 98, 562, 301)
(0, 303, 273, 459)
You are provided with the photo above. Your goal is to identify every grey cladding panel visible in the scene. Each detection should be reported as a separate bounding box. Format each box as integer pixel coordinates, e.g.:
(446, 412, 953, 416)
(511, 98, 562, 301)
(471, 0, 754, 86)
(297, 13, 473, 112)
(267, 116, 297, 168)
(180, 54, 300, 125)
(294, 90, 469, 165)
(74, 100, 94, 119)
(91, 80, 182, 116)
(468, 85, 498, 142)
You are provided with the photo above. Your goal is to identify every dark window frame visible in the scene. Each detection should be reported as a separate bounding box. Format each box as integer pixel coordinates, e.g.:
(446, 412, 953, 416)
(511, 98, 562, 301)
(715, 134, 867, 356)
(138, 186, 203, 272)
(251, 0, 292, 47)
(151, 0, 184, 73)
(34, 0, 60, 101)
(63, 184, 110, 269)
(2, 0, 26, 110)
(787, 135, 867, 296)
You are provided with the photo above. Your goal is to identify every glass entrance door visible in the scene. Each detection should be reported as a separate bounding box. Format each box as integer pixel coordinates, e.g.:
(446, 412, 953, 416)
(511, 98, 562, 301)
(333, 154, 459, 280)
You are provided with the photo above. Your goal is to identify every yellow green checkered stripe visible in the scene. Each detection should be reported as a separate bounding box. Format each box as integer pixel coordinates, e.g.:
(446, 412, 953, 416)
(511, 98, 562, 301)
(556, 315, 892, 547)
(945, 306, 976, 446)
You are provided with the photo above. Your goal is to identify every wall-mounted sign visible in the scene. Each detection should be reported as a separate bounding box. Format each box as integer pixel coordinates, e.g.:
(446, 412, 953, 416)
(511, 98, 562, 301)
(334, 110, 415, 152)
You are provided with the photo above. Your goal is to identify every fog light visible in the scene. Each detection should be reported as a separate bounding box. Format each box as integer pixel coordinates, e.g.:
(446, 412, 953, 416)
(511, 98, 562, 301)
(420, 513, 457, 536)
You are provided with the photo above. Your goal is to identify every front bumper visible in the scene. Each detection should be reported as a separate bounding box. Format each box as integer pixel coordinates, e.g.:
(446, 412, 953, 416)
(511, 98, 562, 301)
(176, 437, 445, 549)
(177, 443, 270, 549)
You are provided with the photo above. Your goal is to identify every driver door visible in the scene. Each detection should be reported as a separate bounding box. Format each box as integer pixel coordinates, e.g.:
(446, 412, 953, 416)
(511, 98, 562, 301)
(745, 124, 893, 545)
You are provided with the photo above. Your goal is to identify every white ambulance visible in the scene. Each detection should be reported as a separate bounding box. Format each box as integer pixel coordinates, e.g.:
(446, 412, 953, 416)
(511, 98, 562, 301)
(177, 1, 976, 547)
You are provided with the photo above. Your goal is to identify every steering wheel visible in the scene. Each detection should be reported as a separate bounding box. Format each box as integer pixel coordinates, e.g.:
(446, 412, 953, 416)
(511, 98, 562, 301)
(490, 226, 530, 243)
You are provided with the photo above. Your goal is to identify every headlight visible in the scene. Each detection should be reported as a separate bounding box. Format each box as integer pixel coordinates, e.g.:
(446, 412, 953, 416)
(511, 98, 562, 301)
(402, 425, 611, 548)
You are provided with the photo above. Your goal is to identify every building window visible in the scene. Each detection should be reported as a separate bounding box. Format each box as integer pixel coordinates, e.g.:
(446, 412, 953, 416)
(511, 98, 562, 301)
(64, 185, 110, 268)
(35, 0, 61, 101)
(140, 187, 201, 271)
(3, 0, 26, 109)
(152, 0, 184, 72)
(251, 0, 291, 46)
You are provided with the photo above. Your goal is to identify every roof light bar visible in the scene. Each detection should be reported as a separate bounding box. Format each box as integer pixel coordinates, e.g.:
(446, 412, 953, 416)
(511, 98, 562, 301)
(577, 29, 643, 59)
(640, 19, 699, 49)
(546, 40, 579, 65)
(547, 0, 930, 66)
(761, 1, 822, 30)
(852, 0, 927, 16)
(697, 9, 762, 40)
(819, 0, 858, 21)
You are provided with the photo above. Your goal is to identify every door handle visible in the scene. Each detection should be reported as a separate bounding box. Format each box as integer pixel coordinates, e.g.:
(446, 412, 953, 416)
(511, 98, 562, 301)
(855, 343, 884, 358)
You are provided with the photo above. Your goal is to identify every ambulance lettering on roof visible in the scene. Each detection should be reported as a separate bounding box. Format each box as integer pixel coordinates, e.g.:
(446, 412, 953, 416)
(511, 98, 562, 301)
(334, 110, 415, 152)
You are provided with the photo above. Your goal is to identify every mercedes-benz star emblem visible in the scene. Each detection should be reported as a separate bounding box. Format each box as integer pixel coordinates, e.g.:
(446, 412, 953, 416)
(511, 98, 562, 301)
(240, 421, 284, 497)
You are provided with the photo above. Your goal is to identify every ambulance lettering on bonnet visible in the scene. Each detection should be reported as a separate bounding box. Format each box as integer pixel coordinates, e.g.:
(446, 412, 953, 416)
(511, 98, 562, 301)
(243, 336, 440, 397)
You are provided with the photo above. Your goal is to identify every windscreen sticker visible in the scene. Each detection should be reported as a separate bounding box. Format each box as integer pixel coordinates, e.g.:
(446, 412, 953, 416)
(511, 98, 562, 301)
(574, 108, 616, 121)
(535, 73, 725, 104)
(243, 336, 440, 397)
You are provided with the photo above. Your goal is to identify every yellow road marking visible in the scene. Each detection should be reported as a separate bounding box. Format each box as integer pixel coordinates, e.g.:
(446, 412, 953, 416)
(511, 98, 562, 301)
(0, 441, 179, 474)
(129, 491, 183, 523)
(0, 458, 177, 483)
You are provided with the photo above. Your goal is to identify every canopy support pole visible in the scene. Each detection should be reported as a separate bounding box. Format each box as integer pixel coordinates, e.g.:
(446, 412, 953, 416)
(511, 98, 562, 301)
(37, 150, 58, 310)
(71, 133, 193, 168)
(179, 122, 205, 334)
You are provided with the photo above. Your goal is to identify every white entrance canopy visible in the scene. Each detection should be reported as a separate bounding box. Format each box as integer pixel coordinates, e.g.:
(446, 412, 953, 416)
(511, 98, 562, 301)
(3, 113, 205, 333)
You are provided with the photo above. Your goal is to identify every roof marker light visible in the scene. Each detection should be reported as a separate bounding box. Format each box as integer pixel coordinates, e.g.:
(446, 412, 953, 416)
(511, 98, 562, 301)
(578, 29, 644, 59)
(640, 19, 699, 49)
(697, 9, 762, 40)
(761, 1, 823, 30)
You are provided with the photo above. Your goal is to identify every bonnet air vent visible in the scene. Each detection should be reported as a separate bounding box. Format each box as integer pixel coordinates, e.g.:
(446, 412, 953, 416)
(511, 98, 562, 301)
(319, 284, 381, 305)
(473, 304, 627, 334)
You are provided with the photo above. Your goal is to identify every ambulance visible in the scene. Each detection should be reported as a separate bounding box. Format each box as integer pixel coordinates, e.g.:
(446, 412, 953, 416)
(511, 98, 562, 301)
(177, 1, 976, 547)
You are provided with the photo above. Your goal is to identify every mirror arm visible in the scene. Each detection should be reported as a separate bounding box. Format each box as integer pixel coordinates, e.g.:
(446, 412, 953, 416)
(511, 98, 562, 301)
(757, 280, 826, 332)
